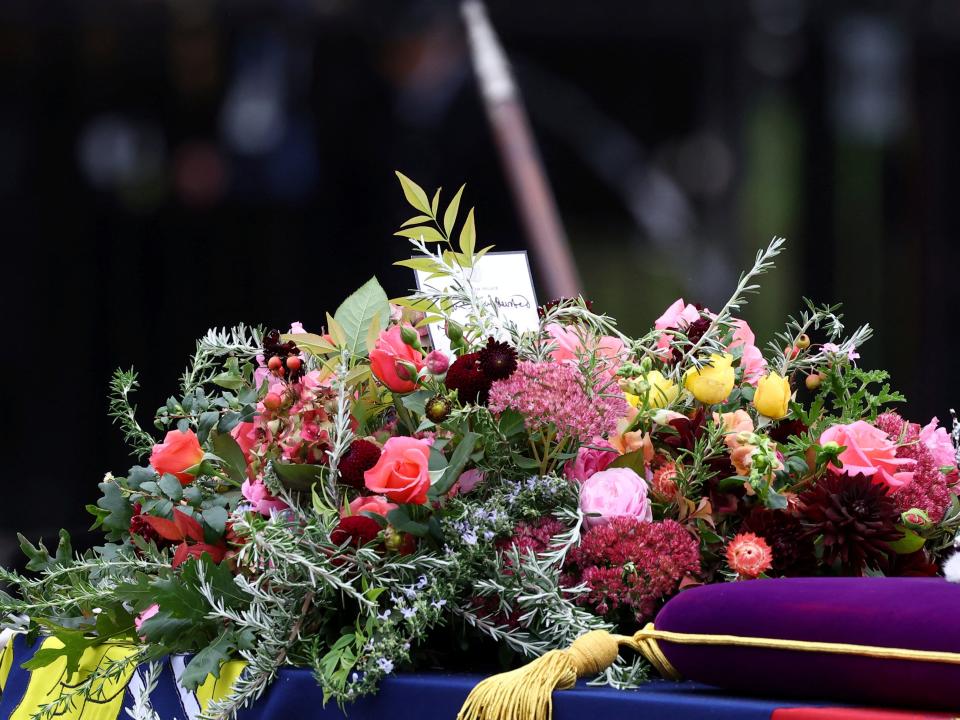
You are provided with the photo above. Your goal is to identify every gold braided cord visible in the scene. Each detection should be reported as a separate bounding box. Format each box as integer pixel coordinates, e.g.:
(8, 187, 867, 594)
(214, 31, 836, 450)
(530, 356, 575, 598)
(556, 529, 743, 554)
(631, 626, 960, 666)
(458, 623, 960, 720)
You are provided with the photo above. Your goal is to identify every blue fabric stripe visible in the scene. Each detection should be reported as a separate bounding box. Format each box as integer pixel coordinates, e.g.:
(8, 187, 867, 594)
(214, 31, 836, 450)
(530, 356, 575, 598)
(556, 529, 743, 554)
(0, 635, 37, 718)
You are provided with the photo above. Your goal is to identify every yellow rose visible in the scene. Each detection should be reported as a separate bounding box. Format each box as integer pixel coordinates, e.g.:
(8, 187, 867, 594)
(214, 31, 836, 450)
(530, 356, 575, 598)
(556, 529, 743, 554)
(641, 370, 679, 409)
(684, 353, 735, 405)
(753, 371, 791, 419)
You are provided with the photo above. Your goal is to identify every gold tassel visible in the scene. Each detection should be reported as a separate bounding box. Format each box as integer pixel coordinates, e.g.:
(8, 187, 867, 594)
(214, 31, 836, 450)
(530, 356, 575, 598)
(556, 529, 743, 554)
(457, 628, 671, 720)
(459, 620, 960, 720)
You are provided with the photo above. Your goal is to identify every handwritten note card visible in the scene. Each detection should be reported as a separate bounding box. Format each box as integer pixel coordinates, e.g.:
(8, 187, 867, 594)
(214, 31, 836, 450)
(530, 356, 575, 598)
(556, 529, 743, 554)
(413, 251, 540, 355)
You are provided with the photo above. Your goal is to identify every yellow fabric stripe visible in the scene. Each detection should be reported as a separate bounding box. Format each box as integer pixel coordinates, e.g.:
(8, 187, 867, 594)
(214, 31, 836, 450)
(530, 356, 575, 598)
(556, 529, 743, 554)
(0, 637, 15, 690)
(195, 659, 247, 712)
(10, 638, 140, 720)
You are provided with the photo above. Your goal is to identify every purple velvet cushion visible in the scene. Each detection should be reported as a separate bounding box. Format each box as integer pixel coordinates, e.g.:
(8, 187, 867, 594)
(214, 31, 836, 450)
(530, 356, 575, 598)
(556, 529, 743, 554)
(654, 577, 960, 710)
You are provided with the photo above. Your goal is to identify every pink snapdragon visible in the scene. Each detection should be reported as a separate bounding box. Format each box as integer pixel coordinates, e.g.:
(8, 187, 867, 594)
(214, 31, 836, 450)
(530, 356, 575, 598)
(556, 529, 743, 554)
(242, 478, 288, 516)
(545, 323, 624, 379)
(727, 320, 767, 385)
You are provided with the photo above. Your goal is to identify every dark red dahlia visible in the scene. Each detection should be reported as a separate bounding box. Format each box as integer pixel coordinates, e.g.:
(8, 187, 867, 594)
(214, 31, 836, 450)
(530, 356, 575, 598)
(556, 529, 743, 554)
(478, 337, 518, 380)
(444, 352, 492, 405)
(669, 313, 712, 362)
(537, 297, 594, 318)
(743, 508, 815, 576)
(767, 418, 810, 445)
(798, 472, 901, 575)
(338, 439, 382, 489)
(331, 515, 381, 548)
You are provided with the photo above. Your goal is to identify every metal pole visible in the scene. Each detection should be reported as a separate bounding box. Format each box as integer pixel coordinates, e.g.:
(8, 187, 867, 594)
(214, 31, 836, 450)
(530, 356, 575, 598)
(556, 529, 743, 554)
(461, 0, 582, 300)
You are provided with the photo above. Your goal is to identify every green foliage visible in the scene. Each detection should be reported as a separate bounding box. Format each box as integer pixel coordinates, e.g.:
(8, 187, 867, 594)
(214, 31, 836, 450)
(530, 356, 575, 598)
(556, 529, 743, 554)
(108, 368, 155, 459)
(333, 277, 390, 358)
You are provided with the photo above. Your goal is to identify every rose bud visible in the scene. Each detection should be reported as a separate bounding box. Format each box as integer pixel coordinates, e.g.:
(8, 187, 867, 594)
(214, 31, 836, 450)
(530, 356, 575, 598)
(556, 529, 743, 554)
(425, 350, 450, 375)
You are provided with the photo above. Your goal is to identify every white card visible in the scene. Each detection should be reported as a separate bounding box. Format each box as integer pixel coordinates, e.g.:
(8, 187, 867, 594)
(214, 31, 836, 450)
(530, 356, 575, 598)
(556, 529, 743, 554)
(413, 251, 540, 355)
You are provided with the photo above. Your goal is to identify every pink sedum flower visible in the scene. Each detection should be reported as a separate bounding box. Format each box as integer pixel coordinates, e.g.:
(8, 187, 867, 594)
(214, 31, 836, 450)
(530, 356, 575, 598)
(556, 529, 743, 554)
(579, 467, 653, 527)
(819, 420, 915, 489)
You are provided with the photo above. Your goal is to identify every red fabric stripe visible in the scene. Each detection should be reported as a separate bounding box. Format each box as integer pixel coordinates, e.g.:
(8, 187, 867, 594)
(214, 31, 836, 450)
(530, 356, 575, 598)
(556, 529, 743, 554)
(772, 709, 956, 720)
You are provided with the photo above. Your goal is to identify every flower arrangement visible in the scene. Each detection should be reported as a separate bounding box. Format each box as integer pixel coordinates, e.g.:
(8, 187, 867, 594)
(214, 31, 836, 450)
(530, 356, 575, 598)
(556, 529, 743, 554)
(4, 172, 960, 719)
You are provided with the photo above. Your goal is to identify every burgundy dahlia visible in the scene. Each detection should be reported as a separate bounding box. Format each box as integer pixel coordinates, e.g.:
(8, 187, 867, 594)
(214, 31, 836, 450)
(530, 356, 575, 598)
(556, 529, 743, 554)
(743, 508, 815, 576)
(478, 337, 518, 381)
(444, 352, 492, 405)
(338, 439, 381, 489)
(798, 472, 901, 575)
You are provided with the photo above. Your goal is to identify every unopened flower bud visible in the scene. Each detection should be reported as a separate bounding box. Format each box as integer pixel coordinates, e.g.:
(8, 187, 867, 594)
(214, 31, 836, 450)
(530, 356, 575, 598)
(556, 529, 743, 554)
(394, 360, 419, 383)
(446, 321, 463, 342)
(400, 325, 421, 349)
(805, 373, 822, 391)
(796, 334, 811, 350)
(425, 350, 450, 375)
(384, 526, 404, 552)
(901, 508, 931, 529)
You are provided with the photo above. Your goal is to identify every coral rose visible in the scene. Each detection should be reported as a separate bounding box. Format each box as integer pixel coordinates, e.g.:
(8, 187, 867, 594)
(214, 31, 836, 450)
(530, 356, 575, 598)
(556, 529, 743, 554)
(369, 325, 424, 394)
(363, 436, 432, 504)
(348, 495, 397, 518)
(820, 420, 915, 489)
(150, 429, 204, 485)
(579, 467, 653, 527)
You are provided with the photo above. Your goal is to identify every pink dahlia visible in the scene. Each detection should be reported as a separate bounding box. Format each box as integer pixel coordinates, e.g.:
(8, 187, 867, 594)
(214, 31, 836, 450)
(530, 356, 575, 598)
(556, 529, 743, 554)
(564, 517, 700, 622)
(488, 361, 628, 443)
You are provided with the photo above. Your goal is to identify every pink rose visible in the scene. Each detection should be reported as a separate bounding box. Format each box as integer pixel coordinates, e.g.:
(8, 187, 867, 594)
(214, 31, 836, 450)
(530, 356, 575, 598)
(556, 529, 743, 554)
(369, 326, 424, 394)
(819, 421, 915, 489)
(242, 478, 288, 516)
(920, 418, 956, 471)
(363, 436, 432, 504)
(545, 323, 624, 377)
(150, 429, 205, 485)
(579, 467, 653, 527)
(727, 320, 767, 385)
(564, 439, 618, 482)
(348, 495, 397, 518)
(134, 603, 160, 635)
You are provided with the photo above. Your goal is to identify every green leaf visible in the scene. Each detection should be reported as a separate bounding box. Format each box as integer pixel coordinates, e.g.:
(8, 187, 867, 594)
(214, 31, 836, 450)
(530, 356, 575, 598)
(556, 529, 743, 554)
(127, 465, 156, 490)
(281, 332, 337, 355)
(158, 473, 184, 501)
(212, 432, 248, 485)
(97, 480, 134, 539)
(430, 432, 479, 497)
(498, 409, 526, 438)
(394, 226, 446, 243)
(333, 277, 390, 357)
(400, 389, 432, 417)
(444, 184, 465, 236)
(394, 258, 442, 273)
(326, 313, 347, 347)
(458, 208, 476, 257)
(202, 506, 229, 535)
(609, 451, 646, 475)
(887, 527, 926, 554)
(181, 632, 235, 689)
(273, 462, 323, 492)
(395, 171, 432, 215)
(18, 534, 51, 572)
(386, 507, 429, 538)
(196, 411, 220, 443)
(401, 214, 432, 227)
(431, 187, 441, 216)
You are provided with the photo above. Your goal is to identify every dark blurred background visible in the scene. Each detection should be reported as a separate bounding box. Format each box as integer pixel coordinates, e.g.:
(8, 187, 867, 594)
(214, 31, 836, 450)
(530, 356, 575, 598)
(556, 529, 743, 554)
(3, 0, 959, 560)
